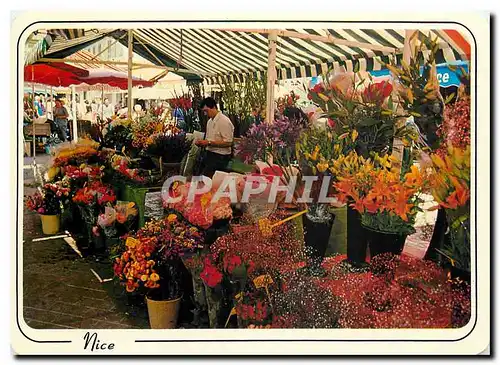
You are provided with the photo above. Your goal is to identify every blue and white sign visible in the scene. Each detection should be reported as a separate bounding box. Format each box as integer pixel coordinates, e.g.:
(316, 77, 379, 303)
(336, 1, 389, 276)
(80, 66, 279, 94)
(370, 61, 469, 88)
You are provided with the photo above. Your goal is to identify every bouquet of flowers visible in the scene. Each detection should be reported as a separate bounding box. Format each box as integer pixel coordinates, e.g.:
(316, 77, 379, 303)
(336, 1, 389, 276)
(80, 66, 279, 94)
(72, 180, 117, 206)
(130, 115, 165, 149)
(101, 122, 134, 152)
(63, 164, 104, 181)
(165, 181, 233, 229)
(334, 153, 427, 235)
(235, 116, 304, 185)
(144, 131, 192, 163)
(96, 202, 138, 239)
(26, 181, 71, 215)
(50, 139, 100, 167)
(306, 71, 409, 158)
(108, 154, 146, 183)
(113, 213, 205, 299)
(276, 91, 300, 114)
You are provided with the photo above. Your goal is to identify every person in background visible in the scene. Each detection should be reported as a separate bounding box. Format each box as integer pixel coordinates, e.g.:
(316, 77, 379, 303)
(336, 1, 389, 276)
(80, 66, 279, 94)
(90, 99, 99, 124)
(53, 99, 69, 142)
(46, 96, 54, 121)
(34, 96, 43, 117)
(195, 97, 234, 178)
(99, 98, 115, 121)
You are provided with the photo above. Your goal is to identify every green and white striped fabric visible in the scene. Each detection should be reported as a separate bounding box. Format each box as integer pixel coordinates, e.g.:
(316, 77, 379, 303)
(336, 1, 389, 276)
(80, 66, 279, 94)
(25, 27, 468, 82)
(124, 28, 467, 84)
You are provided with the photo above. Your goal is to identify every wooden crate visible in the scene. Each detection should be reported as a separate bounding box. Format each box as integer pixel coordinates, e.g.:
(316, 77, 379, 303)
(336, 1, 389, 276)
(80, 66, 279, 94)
(24, 123, 51, 137)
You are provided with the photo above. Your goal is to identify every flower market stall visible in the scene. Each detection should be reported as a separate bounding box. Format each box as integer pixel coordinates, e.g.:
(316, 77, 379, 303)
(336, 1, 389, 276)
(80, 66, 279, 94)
(23, 26, 472, 331)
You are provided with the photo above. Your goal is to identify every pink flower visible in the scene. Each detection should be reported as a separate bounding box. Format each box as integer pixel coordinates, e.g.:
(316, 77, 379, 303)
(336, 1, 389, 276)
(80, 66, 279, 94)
(37, 208, 45, 214)
(92, 226, 100, 236)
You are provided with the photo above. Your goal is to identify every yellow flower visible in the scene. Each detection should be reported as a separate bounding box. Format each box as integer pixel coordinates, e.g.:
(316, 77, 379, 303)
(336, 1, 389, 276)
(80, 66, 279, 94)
(351, 130, 358, 142)
(167, 214, 177, 222)
(317, 161, 329, 173)
(126, 237, 139, 249)
(318, 93, 330, 102)
(150, 272, 160, 282)
(310, 145, 320, 161)
(141, 275, 148, 282)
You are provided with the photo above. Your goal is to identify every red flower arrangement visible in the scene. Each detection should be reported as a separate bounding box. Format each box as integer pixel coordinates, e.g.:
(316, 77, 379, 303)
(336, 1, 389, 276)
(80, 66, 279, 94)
(72, 181, 116, 206)
(320, 254, 471, 328)
(437, 96, 470, 156)
(236, 300, 269, 322)
(63, 164, 104, 180)
(110, 155, 145, 183)
(169, 96, 193, 110)
(199, 254, 224, 288)
(361, 81, 393, 104)
(26, 182, 71, 215)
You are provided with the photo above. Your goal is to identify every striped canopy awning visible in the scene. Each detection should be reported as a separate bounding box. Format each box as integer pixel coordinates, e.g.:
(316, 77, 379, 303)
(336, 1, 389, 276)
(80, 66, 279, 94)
(25, 29, 115, 65)
(47, 29, 86, 40)
(26, 27, 470, 84)
(111, 28, 470, 85)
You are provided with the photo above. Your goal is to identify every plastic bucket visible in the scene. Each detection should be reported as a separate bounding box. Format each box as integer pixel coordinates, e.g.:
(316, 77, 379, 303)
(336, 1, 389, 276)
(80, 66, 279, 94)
(40, 214, 60, 235)
(146, 296, 182, 329)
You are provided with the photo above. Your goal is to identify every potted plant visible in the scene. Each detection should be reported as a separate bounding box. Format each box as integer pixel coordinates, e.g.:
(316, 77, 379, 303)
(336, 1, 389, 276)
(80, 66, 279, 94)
(113, 213, 205, 329)
(334, 153, 427, 259)
(26, 181, 71, 235)
(72, 180, 117, 253)
(296, 125, 351, 275)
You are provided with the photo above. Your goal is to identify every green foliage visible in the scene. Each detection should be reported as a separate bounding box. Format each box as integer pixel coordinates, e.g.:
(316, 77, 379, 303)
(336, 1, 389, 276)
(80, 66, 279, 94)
(218, 75, 267, 136)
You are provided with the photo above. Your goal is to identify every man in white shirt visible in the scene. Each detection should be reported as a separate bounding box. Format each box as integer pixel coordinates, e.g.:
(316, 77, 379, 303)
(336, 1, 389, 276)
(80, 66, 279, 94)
(98, 98, 115, 121)
(195, 97, 234, 178)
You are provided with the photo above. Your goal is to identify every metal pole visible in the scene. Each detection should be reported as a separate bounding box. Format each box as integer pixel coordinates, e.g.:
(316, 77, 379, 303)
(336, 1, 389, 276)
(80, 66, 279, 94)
(71, 85, 78, 141)
(127, 29, 134, 118)
(101, 85, 104, 121)
(265, 30, 278, 123)
(31, 66, 36, 161)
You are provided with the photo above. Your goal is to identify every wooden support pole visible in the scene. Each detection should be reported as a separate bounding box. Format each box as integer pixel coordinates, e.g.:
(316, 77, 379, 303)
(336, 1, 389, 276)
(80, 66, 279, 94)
(38, 57, 208, 75)
(71, 85, 78, 141)
(31, 69, 36, 161)
(220, 28, 397, 53)
(266, 30, 278, 123)
(127, 29, 134, 118)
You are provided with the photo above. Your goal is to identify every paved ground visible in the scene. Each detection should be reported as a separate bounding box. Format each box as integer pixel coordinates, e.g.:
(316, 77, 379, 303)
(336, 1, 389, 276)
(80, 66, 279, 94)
(22, 155, 150, 330)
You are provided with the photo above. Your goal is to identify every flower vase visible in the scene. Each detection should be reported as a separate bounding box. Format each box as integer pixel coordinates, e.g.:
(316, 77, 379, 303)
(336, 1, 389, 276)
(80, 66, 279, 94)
(302, 205, 334, 275)
(365, 227, 407, 259)
(40, 214, 60, 235)
(346, 206, 369, 264)
(203, 283, 224, 328)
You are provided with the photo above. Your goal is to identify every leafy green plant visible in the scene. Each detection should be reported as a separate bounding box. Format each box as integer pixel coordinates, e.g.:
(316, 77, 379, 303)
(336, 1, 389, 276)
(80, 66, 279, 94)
(218, 75, 267, 136)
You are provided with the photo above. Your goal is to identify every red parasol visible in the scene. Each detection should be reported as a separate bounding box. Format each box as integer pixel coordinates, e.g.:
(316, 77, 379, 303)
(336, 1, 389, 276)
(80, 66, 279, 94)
(76, 69, 154, 90)
(23, 63, 89, 87)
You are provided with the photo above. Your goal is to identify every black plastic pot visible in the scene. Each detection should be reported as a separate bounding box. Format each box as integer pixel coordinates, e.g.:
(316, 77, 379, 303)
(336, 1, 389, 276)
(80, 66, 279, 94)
(303, 213, 335, 271)
(365, 227, 407, 259)
(346, 206, 368, 263)
(447, 264, 471, 285)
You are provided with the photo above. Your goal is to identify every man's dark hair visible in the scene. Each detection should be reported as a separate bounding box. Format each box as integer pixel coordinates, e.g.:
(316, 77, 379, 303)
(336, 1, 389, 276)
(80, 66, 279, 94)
(200, 97, 218, 109)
